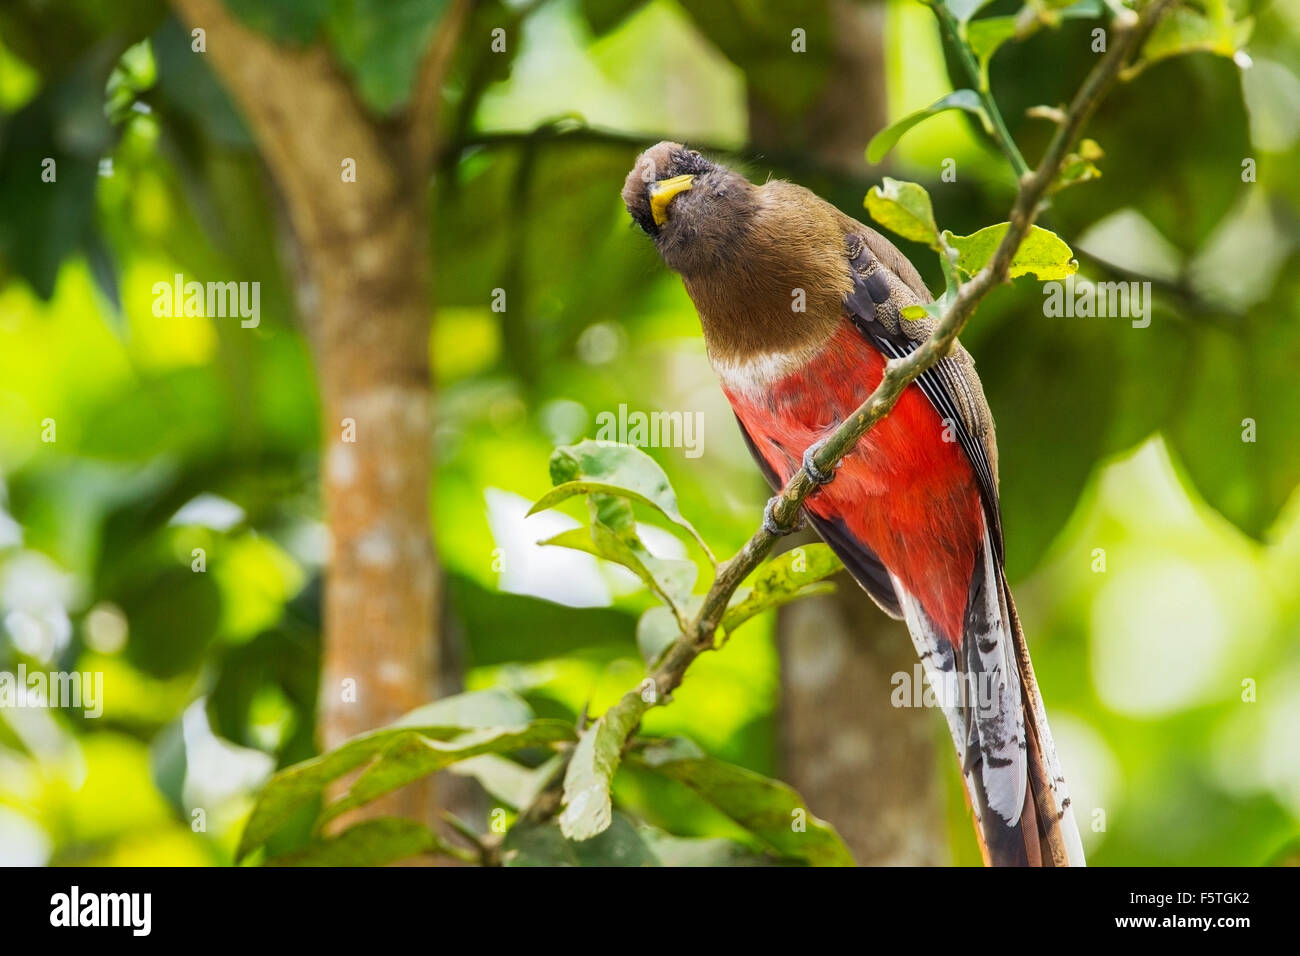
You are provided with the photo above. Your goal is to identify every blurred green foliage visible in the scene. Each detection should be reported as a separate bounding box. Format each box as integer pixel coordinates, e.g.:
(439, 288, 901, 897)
(0, 0, 1297, 865)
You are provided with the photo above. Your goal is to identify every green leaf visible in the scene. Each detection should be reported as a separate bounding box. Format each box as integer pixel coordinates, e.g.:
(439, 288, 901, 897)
(105, 39, 156, 124)
(583, 517, 698, 611)
(1052, 138, 1104, 193)
(630, 738, 855, 866)
(559, 691, 649, 840)
(865, 178, 942, 250)
(867, 89, 985, 164)
(539, 525, 698, 615)
(393, 687, 535, 729)
(966, 15, 1020, 76)
(325, 0, 451, 113)
(449, 754, 563, 810)
(318, 721, 577, 827)
(504, 812, 659, 866)
(966, 1, 1104, 80)
(266, 818, 450, 867)
(239, 689, 540, 858)
(945, 223, 1077, 280)
(721, 544, 842, 633)
(900, 283, 958, 323)
(1136, 0, 1253, 73)
(533, 441, 712, 559)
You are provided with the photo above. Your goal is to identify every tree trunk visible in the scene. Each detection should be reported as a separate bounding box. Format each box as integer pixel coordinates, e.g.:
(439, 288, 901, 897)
(749, 0, 944, 864)
(310, 191, 437, 771)
(171, 0, 466, 828)
(778, 568, 945, 864)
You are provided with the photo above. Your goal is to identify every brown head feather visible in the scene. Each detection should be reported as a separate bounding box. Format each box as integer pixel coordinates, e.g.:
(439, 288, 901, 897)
(623, 143, 923, 367)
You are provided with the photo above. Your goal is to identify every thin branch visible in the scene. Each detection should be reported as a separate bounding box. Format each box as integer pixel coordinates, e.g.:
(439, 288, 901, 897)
(518, 0, 1178, 832)
(441, 123, 897, 189)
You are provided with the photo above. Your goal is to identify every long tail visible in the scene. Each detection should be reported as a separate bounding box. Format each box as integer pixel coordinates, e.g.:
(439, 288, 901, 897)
(1001, 580, 1086, 866)
(892, 526, 1085, 867)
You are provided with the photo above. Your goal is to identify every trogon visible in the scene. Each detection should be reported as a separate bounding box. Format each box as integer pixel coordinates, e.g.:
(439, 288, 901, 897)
(623, 141, 1085, 867)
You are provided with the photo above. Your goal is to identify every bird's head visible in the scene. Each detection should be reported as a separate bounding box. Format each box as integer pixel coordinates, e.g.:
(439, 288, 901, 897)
(622, 141, 759, 277)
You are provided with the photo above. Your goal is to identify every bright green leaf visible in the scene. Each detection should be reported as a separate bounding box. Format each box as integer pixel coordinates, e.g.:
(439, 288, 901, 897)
(967, 1, 1105, 82)
(533, 441, 712, 559)
(967, 15, 1020, 76)
(318, 721, 577, 826)
(945, 223, 1077, 279)
(394, 688, 534, 730)
(559, 691, 649, 840)
(630, 738, 855, 866)
(721, 543, 842, 633)
(449, 753, 563, 810)
(539, 525, 698, 615)
(1053, 138, 1104, 193)
(866, 89, 985, 164)
(865, 178, 942, 250)
(266, 818, 450, 867)
(1136, 0, 1253, 73)
(902, 280, 959, 323)
(239, 689, 541, 858)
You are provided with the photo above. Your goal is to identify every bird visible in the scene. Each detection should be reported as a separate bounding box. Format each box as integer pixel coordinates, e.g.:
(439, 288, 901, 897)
(622, 141, 1085, 867)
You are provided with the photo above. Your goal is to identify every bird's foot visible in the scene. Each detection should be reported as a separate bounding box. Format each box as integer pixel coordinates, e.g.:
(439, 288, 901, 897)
(763, 496, 805, 537)
(802, 438, 837, 487)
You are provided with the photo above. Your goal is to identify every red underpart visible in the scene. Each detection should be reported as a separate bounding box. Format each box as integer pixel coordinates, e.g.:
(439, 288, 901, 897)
(724, 321, 985, 647)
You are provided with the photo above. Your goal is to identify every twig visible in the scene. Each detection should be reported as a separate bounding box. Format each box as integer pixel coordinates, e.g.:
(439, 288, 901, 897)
(440, 123, 898, 189)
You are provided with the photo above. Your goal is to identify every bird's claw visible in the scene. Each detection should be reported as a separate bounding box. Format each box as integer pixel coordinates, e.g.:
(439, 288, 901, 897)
(802, 438, 836, 486)
(763, 496, 805, 536)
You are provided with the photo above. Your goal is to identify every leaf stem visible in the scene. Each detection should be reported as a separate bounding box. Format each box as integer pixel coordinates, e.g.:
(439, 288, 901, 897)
(932, 1, 1031, 179)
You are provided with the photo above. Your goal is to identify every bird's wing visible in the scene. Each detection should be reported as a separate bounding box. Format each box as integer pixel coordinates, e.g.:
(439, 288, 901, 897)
(841, 232, 1005, 561)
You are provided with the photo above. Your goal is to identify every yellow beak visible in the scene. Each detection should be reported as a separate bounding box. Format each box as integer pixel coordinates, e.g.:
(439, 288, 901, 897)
(649, 174, 695, 227)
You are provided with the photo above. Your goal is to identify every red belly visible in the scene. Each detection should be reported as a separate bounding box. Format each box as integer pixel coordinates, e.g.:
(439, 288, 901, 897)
(724, 323, 984, 645)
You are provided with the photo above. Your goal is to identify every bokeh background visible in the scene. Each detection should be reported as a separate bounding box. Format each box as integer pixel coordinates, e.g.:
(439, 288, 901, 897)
(0, 0, 1297, 865)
